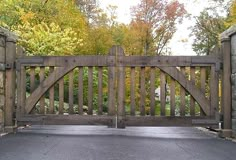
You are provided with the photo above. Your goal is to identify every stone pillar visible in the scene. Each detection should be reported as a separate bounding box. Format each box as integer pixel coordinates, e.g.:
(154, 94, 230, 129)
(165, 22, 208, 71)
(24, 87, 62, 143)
(0, 29, 6, 132)
(221, 25, 236, 137)
(231, 29, 236, 137)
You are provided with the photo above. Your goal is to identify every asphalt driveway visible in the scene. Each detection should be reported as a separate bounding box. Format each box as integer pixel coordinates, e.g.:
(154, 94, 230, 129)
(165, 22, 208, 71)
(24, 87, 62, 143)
(0, 126, 235, 160)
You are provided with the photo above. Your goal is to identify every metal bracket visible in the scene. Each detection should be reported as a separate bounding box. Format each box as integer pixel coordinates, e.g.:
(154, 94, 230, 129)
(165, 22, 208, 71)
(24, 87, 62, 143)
(215, 62, 221, 72)
(0, 63, 5, 71)
(5, 62, 15, 69)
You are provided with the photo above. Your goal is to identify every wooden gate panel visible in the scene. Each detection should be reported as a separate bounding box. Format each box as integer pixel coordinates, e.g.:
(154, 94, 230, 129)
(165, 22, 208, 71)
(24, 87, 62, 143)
(15, 47, 222, 127)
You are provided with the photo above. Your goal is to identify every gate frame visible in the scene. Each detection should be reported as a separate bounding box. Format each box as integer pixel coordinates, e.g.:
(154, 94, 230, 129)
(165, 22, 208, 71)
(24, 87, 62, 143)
(15, 46, 221, 128)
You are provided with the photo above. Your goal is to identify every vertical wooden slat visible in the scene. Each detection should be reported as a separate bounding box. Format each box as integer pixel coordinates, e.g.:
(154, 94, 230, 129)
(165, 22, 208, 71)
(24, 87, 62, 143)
(180, 67, 186, 116)
(220, 71, 223, 116)
(190, 67, 196, 116)
(108, 47, 116, 116)
(78, 67, 83, 115)
(170, 77, 175, 116)
(20, 66, 26, 115)
(160, 71, 166, 116)
(29, 67, 36, 114)
(117, 47, 125, 128)
(39, 67, 45, 114)
(140, 67, 145, 116)
(16, 68, 21, 116)
(98, 67, 103, 115)
(68, 70, 74, 114)
(30, 67, 35, 93)
(150, 67, 155, 116)
(210, 66, 219, 116)
(200, 67, 206, 116)
(16, 46, 24, 118)
(130, 67, 135, 115)
(222, 39, 231, 132)
(49, 67, 54, 114)
(58, 77, 64, 114)
(88, 67, 93, 115)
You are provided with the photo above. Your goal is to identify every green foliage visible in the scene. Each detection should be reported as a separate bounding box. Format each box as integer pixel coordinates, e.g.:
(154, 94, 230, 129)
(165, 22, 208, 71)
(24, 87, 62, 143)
(16, 22, 83, 55)
(226, 0, 236, 27)
(0, 0, 87, 55)
(191, 10, 226, 55)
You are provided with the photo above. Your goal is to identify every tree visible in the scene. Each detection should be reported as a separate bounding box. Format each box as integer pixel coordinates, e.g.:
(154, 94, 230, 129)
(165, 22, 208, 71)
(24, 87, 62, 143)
(226, 0, 236, 27)
(130, 0, 186, 55)
(0, 0, 87, 55)
(191, 10, 226, 55)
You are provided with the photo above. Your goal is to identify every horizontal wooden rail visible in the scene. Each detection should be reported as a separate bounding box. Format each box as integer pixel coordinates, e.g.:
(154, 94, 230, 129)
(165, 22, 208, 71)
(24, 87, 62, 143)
(17, 115, 114, 126)
(16, 115, 218, 127)
(16, 56, 221, 68)
(124, 116, 218, 127)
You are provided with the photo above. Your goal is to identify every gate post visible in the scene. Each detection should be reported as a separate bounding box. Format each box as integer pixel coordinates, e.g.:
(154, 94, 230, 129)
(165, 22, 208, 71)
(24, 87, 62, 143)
(108, 46, 117, 127)
(116, 46, 126, 128)
(0, 28, 17, 132)
(220, 25, 236, 137)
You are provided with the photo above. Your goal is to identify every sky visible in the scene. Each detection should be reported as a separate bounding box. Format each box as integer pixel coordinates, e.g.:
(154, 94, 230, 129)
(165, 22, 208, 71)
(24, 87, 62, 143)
(99, 0, 227, 55)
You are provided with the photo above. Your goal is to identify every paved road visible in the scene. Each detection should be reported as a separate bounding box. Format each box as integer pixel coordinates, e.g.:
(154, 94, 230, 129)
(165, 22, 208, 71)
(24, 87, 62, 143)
(0, 126, 235, 160)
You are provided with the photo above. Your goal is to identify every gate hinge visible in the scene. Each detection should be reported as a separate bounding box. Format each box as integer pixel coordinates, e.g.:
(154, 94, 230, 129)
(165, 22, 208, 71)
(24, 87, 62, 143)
(5, 62, 15, 69)
(0, 63, 5, 71)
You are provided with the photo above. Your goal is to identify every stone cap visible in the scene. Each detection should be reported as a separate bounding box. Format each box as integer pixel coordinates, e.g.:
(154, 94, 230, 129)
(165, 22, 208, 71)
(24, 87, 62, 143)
(0, 27, 17, 42)
(221, 25, 236, 41)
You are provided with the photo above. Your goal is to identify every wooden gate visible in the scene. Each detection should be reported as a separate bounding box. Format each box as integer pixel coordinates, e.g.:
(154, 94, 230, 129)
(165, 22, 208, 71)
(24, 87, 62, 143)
(16, 46, 222, 128)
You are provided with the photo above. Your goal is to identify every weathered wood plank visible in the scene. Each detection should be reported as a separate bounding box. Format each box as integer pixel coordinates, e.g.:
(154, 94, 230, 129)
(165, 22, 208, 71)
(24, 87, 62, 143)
(117, 47, 125, 129)
(150, 67, 156, 116)
(39, 67, 45, 114)
(130, 67, 136, 115)
(210, 66, 219, 116)
(88, 67, 93, 115)
(180, 67, 186, 116)
(17, 115, 114, 126)
(20, 67, 26, 115)
(200, 67, 206, 116)
(16, 47, 24, 118)
(160, 71, 166, 116)
(17, 56, 221, 67)
(140, 67, 146, 116)
(17, 56, 111, 67)
(16, 66, 22, 117)
(17, 115, 218, 127)
(170, 78, 175, 116)
(30, 67, 36, 93)
(5, 40, 16, 126)
(222, 39, 232, 130)
(68, 70, 74, 114)
(108, 47, 116, 116)
(98, 67, 103, 115)
(190, 67, 196, 116)
(78, 67, 83, 115)
(29, 67, 36, 114)
(124, 116, 218, 127)
(49, 67, 55, 114)
(118, 56, 221, 67)
(58, 77, 64, 114)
